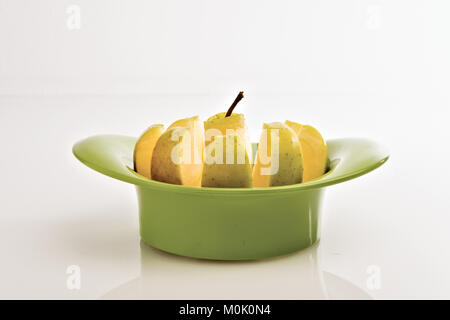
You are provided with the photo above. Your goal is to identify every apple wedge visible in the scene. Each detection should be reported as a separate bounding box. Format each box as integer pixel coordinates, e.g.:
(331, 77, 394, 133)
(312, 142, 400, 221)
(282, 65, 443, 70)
(253, 122, 303, 187)
(285, 120, 328, 182)
(202, 134, 253, 188)
(151, 116, 204, 186)
(133, 124, 164, 179)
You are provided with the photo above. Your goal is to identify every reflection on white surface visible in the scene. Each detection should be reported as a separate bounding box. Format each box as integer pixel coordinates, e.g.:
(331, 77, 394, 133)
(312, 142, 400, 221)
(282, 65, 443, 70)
(102, 241, 371, 300)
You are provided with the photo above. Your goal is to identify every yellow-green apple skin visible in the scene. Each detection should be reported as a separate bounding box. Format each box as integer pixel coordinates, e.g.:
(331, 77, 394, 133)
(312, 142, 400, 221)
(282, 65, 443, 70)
(202, 135, 253, 188)
(151, 116, 204, 186)
(168, 115, 205, 166)
(253, 122, 303, 187)
(204, 112, 247, 143)
(204, 112, 252, 162)
(285, 120, 328, 182)
(133, 124, 164, 179)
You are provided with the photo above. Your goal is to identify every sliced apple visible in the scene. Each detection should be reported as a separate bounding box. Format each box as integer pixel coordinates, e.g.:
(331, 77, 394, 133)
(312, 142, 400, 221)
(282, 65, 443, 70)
(285, 120, 328, 182)
(151, 116, 204, 186)
(253, 122, 303, 187)
(133, 124, 164, 179)
(202, 134, 253, 188)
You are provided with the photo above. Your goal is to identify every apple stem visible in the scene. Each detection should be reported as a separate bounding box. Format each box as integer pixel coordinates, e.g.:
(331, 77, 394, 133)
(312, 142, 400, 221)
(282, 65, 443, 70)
(225, 91, 244, 117)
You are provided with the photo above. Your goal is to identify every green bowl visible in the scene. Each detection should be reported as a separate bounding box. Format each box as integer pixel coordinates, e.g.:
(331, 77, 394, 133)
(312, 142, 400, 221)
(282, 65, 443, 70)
(73, 135, 389, 260)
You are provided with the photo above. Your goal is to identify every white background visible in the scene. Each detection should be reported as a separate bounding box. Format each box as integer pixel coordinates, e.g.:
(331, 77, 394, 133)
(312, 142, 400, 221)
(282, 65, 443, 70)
(0, 0, 449, 299)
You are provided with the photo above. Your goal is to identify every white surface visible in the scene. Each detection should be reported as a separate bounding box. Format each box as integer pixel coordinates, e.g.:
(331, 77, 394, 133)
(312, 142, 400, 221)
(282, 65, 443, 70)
(0, 0, 450, 299)
(0, 94, 449, 299)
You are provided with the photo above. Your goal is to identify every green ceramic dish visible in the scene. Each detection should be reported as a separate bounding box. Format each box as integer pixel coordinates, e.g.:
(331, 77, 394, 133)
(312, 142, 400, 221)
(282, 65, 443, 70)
(73, 135, 389, 260)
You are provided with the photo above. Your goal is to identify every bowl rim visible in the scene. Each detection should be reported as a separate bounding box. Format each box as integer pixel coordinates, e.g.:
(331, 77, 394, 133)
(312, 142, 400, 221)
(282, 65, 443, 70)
(73, 135, 389, 195)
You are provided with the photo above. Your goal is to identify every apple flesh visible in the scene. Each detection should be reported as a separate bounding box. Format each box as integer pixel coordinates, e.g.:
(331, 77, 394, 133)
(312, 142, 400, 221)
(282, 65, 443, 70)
(133, 124, 164, 179)
(285, 120, 328, 182)
(151, 116, 204, 186)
